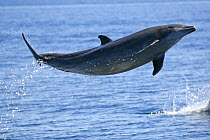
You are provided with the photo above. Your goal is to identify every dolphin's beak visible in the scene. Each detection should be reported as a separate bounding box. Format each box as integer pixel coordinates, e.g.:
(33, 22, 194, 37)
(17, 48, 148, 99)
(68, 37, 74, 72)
(184, 26, 196, 34)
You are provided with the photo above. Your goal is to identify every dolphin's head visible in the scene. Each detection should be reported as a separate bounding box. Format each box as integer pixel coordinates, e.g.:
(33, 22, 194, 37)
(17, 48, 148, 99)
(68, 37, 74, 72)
(159, 24, 196, 41)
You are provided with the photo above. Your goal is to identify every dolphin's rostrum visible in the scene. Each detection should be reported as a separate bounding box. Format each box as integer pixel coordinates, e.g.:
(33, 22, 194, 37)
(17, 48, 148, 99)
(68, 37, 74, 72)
(22, 24, 196, 76)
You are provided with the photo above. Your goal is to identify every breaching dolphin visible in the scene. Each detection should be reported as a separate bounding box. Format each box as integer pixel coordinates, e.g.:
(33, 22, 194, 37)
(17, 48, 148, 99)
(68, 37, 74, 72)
(22, 24, 196, 76)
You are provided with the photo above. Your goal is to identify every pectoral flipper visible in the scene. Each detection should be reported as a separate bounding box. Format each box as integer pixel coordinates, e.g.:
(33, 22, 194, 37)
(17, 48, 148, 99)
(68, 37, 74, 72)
(152, 53, 165, 76)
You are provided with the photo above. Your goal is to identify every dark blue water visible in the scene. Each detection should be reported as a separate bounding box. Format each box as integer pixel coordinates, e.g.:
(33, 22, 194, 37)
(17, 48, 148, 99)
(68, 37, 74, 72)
(1, 1, 210, 139)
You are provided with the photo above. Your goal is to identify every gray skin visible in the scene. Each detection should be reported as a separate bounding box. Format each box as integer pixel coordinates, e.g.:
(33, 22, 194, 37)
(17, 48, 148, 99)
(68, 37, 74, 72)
(22, 24, 196, 76)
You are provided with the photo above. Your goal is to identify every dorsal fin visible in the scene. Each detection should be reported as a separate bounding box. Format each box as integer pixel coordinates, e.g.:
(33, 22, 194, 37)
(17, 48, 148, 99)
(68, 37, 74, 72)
(152, 53, 165, 76)
(98, 35, 112, 45)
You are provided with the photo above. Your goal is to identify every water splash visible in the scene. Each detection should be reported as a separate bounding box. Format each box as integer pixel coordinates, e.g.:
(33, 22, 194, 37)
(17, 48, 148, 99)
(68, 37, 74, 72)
(0, 61, 41, 139)
(163, 75, 210, 114)
(1, 61, 40, 96)
(1, 60, 51, 118)
(0, 61, 52, 139)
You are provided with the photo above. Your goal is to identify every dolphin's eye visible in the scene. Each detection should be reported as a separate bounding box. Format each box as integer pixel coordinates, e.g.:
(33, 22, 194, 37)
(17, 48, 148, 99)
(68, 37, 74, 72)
(168, 26, 173, 29)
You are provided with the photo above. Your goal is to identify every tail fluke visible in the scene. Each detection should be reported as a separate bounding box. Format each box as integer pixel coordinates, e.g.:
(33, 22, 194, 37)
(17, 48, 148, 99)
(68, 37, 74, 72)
(22, 33, 42, 61)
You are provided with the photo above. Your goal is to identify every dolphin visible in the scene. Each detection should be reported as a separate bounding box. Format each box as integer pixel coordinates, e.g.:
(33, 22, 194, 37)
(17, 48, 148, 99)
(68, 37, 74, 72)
(22, 24, 196, 76)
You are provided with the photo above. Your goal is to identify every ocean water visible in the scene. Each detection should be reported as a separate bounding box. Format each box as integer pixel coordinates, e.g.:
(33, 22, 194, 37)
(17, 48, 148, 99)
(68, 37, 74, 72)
(1, 0, 210, 139)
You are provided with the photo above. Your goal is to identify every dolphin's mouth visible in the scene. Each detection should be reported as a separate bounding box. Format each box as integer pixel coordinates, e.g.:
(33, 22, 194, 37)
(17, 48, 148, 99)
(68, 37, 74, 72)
(184, 26, 196, 34)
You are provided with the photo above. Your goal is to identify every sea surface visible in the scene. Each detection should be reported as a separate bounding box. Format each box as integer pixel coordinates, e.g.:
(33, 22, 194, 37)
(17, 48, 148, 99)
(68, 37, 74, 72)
(1, 0, 210, 139)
